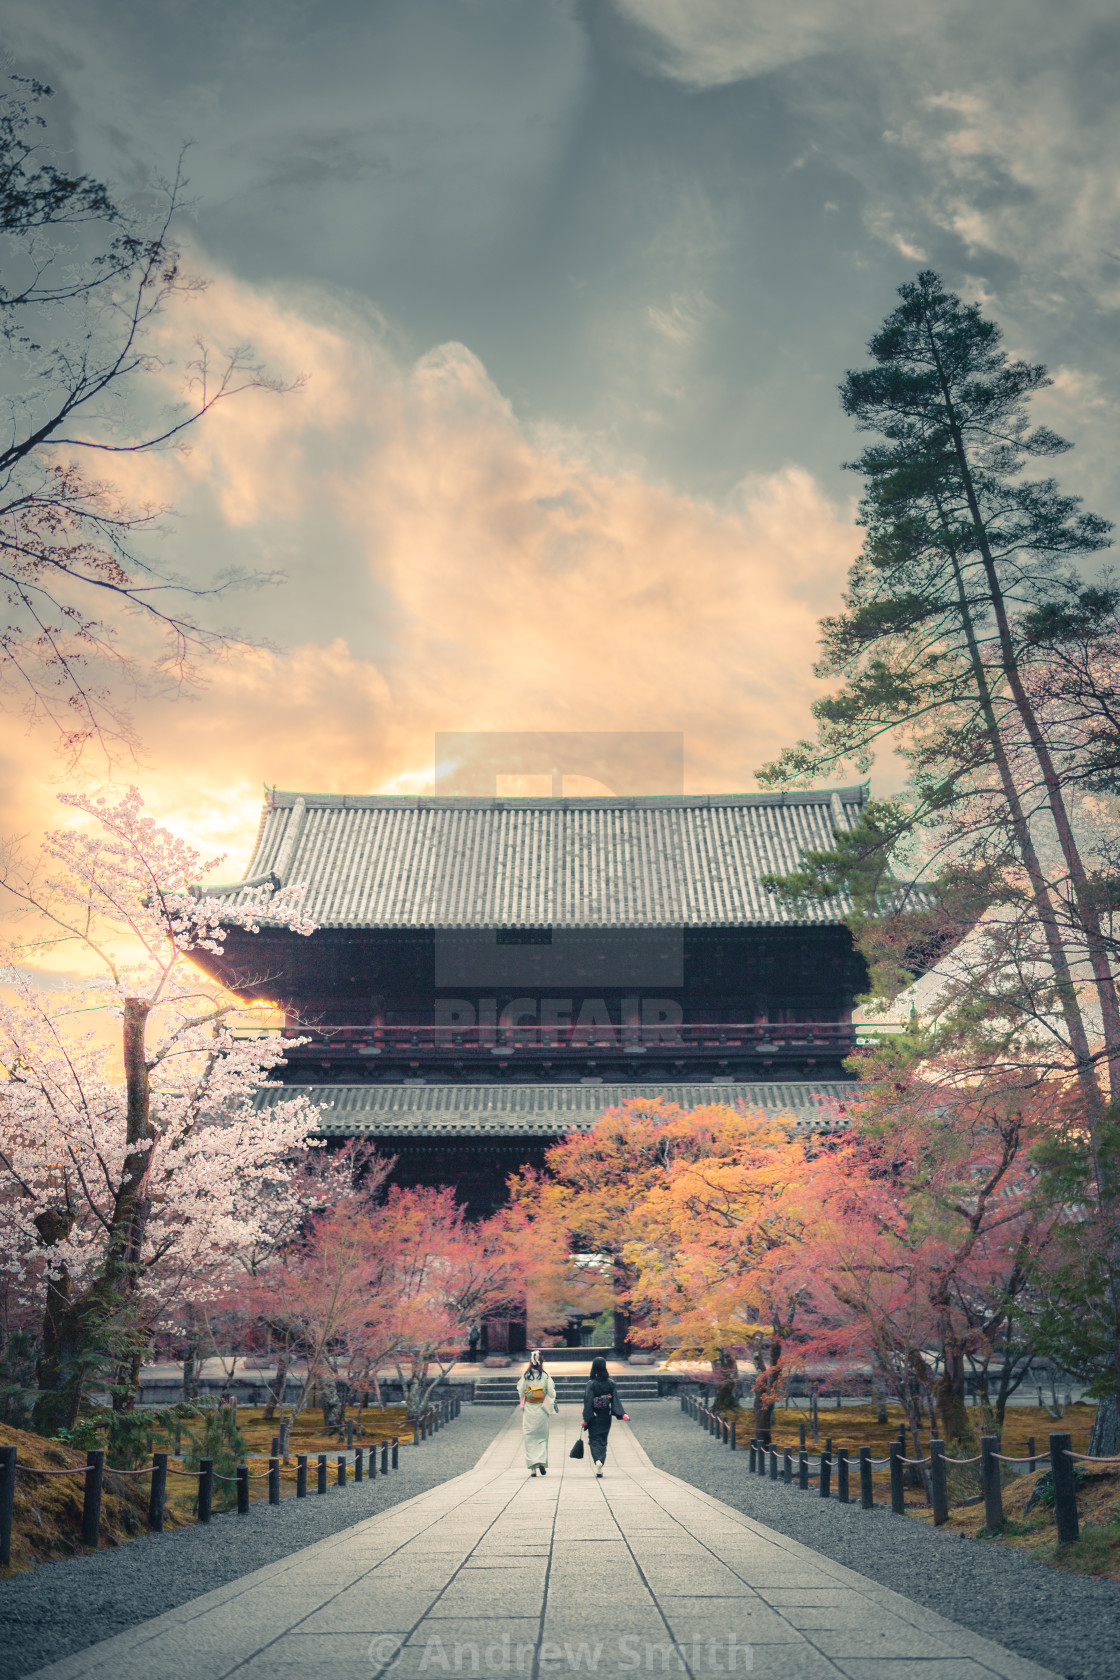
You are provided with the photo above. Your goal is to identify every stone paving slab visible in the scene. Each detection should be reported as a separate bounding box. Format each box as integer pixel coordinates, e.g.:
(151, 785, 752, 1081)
(23, 1409, 1060, 1680)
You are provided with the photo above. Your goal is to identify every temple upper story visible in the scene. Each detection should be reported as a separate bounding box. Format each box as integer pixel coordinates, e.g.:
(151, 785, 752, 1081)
(198, 785, 871, 1086)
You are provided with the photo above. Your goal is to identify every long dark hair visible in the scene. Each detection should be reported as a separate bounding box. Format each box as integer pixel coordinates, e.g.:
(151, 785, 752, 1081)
(589, 1355, 611, 1391)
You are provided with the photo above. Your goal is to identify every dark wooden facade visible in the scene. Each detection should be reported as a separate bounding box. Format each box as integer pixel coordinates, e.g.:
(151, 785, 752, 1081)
(213, 788, 870, 1225)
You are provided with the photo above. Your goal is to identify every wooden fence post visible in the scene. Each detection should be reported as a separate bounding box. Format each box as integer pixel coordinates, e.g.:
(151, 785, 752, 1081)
(1027, 1436, 1036, 1472)
(782, 1448, 792, 1484)
(390, 1438, 397, 1472)
(237, 1466, 250, 1514)
(82, 1450, 104, 1547)
(355, 1446, 364, 1482)
(0, 1446, 15, 1566)
(148, 1452, 167, 1532)
(296, 1454, 308, 1497)
(1049, 1432, 1079, 1544)
(837, 1448, 849, 1504)
(269, 1455, 281, 1504)
(336, 1454, 346, 1488)
(819, 1450, 831, 1499)
(197, 1458, 213, 1525)
(798, 1451, 809, 1490)
(858, 1445, 873, 1510)
(929, 1438, 948, 1527)
(769, 1446, 778, 1480)
(889, 1442, 905, 1515)
(730, 1421, 737, 1451)
(980, 1436, 1003, 1532)
(317, 1453, 327, 1494)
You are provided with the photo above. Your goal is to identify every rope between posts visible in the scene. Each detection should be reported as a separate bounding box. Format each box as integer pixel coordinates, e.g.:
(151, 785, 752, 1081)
(942, 1453, 982, 1465)
(1065, 1449, 1120, 1463)
(15, 1465, 87, 1477)
(16, 1463, 150, 1478)
(898, 1455, 930, 1467)
(991, 1453, 1041, 1464)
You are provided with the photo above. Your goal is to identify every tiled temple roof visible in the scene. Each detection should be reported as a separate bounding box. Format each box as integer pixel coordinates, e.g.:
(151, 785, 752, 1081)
(231, 787, 868, 929)
(254, 1080, 862, 1138)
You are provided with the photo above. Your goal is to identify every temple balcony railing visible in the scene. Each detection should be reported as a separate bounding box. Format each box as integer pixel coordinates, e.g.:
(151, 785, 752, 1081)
(272, 1021, 856, 1062)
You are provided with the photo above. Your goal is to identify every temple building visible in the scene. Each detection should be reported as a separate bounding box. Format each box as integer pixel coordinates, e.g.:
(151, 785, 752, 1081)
(202, 787, 867, 1227)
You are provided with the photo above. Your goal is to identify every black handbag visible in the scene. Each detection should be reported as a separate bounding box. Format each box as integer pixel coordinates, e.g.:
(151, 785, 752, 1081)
(569, 1437, 585, 1459)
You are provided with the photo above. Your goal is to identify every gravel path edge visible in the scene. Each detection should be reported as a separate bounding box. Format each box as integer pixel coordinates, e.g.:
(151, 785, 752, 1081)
(629, 1404, 1119, 1680)
(0, 1407, 509, 1680)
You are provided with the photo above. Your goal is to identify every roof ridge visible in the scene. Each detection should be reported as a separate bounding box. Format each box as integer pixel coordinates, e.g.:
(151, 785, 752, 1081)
(259, 787, 869, 811)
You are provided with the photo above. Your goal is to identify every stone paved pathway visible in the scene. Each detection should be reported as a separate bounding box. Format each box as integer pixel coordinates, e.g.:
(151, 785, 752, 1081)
(26, 1411, 1059, 1680)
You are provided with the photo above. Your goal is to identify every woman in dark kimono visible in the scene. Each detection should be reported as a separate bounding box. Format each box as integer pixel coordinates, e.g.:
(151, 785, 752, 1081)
(581, 1356, 629, 1477)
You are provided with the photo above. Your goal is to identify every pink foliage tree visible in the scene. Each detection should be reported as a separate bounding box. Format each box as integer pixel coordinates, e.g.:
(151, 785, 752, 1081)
(245, 1183, 523, 1421)
(793, 1071, 1059, 1451)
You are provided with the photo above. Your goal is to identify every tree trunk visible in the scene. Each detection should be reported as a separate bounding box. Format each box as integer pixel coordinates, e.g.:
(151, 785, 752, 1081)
(263, 1353, 289, 1421)
(750, 1339, 783, 1439)
(936, 1351, 969, 1443)
(930, 320, 1120, 1070)
(319, 1370, 342, 1430)
(182, 1336, 200, 1401)
(1089, 1395, 1120, 1458)
(711, 1347, 740, 1412)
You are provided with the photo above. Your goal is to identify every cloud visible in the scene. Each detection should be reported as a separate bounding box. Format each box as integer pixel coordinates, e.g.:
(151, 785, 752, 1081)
(612, 0, 1120, 310)
(611, 0, 946, 86)
(64, 270, 860, 871)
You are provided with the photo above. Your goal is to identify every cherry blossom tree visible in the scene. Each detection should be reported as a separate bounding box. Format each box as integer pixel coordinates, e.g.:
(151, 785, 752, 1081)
(0, 787, 316, 1429)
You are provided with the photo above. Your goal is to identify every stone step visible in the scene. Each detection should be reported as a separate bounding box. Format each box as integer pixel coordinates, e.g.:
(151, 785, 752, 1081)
(473, 1375, 661, 1406)
(473, 1376, 661, 1390)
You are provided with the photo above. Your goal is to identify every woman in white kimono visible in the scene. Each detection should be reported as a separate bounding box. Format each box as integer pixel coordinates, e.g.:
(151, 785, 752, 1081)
(517, 1349, 557, 1475)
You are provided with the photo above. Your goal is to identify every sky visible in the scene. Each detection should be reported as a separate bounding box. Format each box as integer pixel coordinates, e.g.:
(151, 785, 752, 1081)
(5, 0, 1120, 872)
